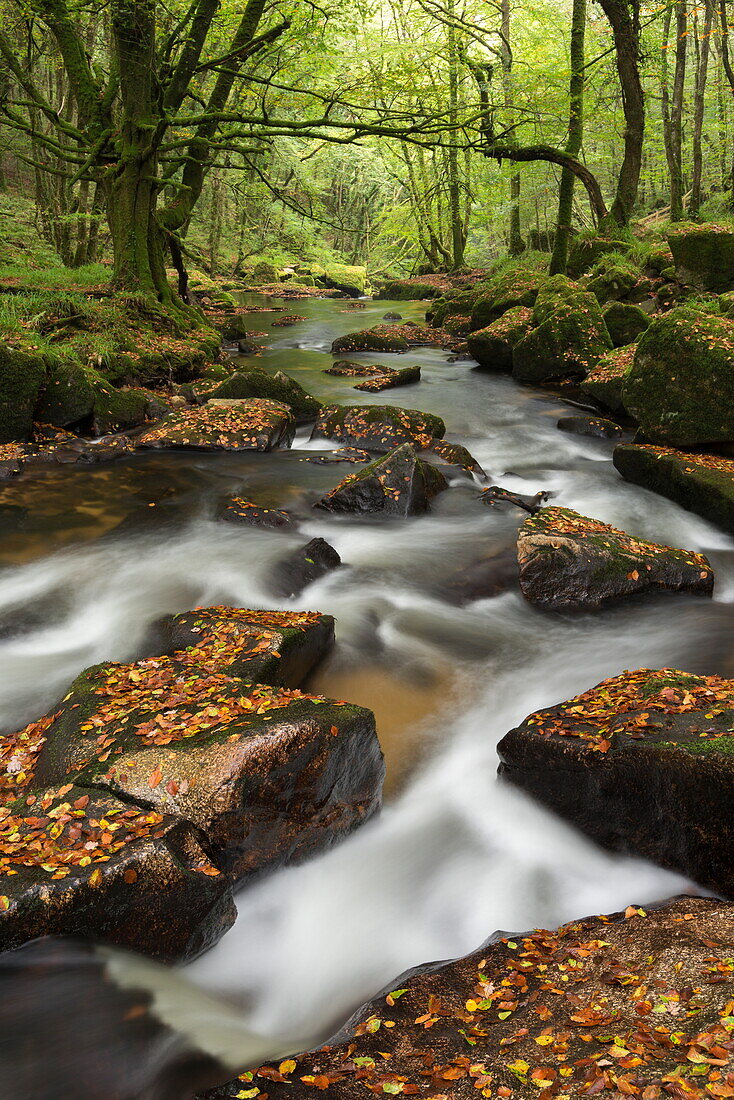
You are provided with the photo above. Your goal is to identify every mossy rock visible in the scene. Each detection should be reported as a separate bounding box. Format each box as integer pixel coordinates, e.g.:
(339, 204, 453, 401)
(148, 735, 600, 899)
(512, 281, 612, 384)
(624, 308, 734, 446)
(93, 386, 149, 436)
(315, 443, 448, 516)
(579, 345, 636, 414)
(567, 234, 632, 277)
(35, 362, 148, 435)
(470, 268, 547, 330)
(377, 280, 441, 301)
(467, 306, 534, 370)
(586, 260, 638, 304)
(719, 291, 734, 318)
(209, 291, 238, 310)
(208, 370, 321, 423)
(602, 301, 651, 347)
(331, 329, 409, 354)
(322, 264, 366, 297)
(668, 224, 734, 292)
(0, 345, 47, 443)
(313, 404, 445, 452)
(252, 261, 280, 283)
(613, 443, 734, 535)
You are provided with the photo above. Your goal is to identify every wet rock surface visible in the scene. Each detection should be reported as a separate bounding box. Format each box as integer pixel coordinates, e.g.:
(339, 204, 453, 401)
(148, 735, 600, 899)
(313, 405, 445, 452)
(614, 444, 734, 535)
(354, 365, 421, 392)
(218, 497, 295, 529)
(204, 896, 734, 1100)
(498, 668, 734, 895)
(517, 506, 713, 609)
(557, 415, 623, 440)
(136, 400, 295, 451)
(315, 444, 448, 517)
(268, 538, 342, 598)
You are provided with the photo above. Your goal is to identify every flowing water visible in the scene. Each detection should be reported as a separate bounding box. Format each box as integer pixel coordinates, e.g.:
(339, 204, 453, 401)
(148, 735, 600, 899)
(2, 295, 734, 1061)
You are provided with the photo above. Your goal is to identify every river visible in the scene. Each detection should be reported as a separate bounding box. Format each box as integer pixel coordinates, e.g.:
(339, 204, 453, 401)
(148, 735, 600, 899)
(1, 293, 733, 1061)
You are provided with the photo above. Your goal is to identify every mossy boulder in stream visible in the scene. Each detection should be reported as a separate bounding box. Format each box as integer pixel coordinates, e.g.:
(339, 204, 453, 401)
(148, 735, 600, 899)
(466, 306, 533, 370)
(668, 224, 734, 291)
(624, 309, 734, 446)
(207, 370, 321, 422)
(512, 277, 612, 384)
(580, 344, 636, 413)
(517, 506, 713, 609)
(470, 268, 547, 330)
(0, 784, 235, 961)
(0, 345, 46, 443)
(602, 300, 650, 347)
(206, 895, 734, 1100)
(498, 668, 734, 896)
(35, 361, 149, 435)
(315, 443, 448, 516)
(331, 328, 408, 354)
(136, 399, 295, 451)
(313, 404, 445, 452)
(614, 443, 734, 535)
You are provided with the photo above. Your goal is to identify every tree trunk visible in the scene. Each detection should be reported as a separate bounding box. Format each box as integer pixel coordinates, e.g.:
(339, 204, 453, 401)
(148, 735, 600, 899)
(669, 0, 688, 220)
(597, 0, 645, 225)
(501, 0, 524, 254)
(446, 0, 465, 270)
(690, 0, 713, 216)
(550, 0, 586, 274)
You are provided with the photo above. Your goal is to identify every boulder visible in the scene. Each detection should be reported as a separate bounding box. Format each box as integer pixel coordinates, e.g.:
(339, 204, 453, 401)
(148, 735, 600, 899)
(470, 269, 546, 329)
(206, 896, 734, 1100)
(0, 784, 234, 961)
(30, 663, 381, 885)
(556, 414, 623, 439)
(579, 344, 636, 413)
(321, 264, 366, 297)
(466, 306, 533, 370)
(0, 345, 46, 443)
(354, 365, 421, 392)
(512, 277, 612, 384)
(376, 280, 441, 300)
(315, 443, 448, 516)
(136, 399, 295, 451)
(668, 224, 734, 291)
(567, 233, 632, 277)
(614, 442, 734, 535)
(624, 309, 734, 447)
(325, 361, 391, 377)
(331, 329, 408, 354)
(268, 538, 342, 597)
(313, 404, 445, 452)
(423, 438, 485, 476)
(585, 256, 638, 303)
(498, 668, 734, 895)
(207, 370, 321, 423)
(148, 606, 335, 687)
(237, 338, 262, 354)
(382, 312, 402, 320)
(602, 300, 651, 347)
(0, 443, 24, 478)
(517, 506, 713, 609)
(35, 361, 149, 435)
(218, 497, 295, 529)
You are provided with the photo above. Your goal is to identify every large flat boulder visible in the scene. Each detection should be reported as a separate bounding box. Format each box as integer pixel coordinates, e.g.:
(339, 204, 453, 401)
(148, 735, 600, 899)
(668, 224, 734, 291)
(315, 443, 448, 516)
(614, 443, 734, 535)
(136, 399, 294, 451)
(624, 309, 734, 447)
(331, 328, 409, 354)
(498, 668, 734, 895)
(0, 784, 234, 960)
(517, 506, 713, 608)
(207, 370, 321, 423)
(354, 365, 421, 392)
(205, 896, 734, 1100)
(312, 404, 445, 452)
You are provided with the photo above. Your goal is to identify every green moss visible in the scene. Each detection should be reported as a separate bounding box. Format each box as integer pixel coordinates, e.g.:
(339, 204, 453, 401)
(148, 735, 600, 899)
(467, 306, 534, 370)
(512, 282, 612, 384)
(668, 224, 734, 292)
(602, 301, 650, 347)
(0, 345, 47, 442)
(209, 370, 321, 422)
(567, 233, 633, 278)
(683, 735, 734, 755)
(470, 268, 547, 330)
(624, 308, 734, 445)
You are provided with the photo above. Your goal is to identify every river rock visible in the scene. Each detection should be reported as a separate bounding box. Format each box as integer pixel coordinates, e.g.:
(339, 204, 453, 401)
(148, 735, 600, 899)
(579, 344, 636, 413)
(354, 366, 421, 392)
(0, 784, 235, 961)
(517, 506, 713, 609)
(382, 311, 402, 320)
(218, 496, 295, 529)
(331, 328, 409, 354)
(0, 345, 46, 443)
(470, 268, 546, 329)
(498, 667, 734, 895)
(614, 443, 734, 535)
(268, 538, 342, 597)
(602, 300, 650, 347)
(0, 443, 24, 479)
(206, 370, 321, 423)
(136, 399, 295, 451)
(30, 658, 382, 884)
(556, 414, 623, 439)
(624, 309, 734, 447)
(512, 276, 613, 384)
(466, 306, 533, 370)
(325, 361, 391, 377)
(423, 439, 485, 476)
(148, 607, 336, 687)
(315, 444, 448, 517)
(204, 895, 734, 1100)
(313, 404, 445, 452)
(35, 361, 149, 435)
(668, 224, 734, 291)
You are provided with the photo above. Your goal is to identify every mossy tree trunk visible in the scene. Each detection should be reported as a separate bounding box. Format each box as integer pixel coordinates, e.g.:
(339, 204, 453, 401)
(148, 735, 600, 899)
(668, 0, 688, 221)
(550, 0, 586, 275)
(597, 0, 645, 226)
(690, 0, 714, 217)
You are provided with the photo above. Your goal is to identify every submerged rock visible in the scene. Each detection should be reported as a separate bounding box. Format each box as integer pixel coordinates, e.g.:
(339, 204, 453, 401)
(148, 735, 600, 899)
(624, 309, 734, 447)
(315, 443, 448, 516)
(268, 538, 342, 597)
(517, 506, 713, 609)
(579, 344, 636, 413)
(206, 896, 734, 1100)
(218, 497, 295, 529)
(0, 784, 234, 961)
(354, 365, 421, 392)
(614, 443, 734, 535)
(467, 306, 533, 370)
(556, 414, 623, 439)
(136, 399, 295, 451)
(313, 404, 445, 452)
(498, 668, 734, 895)
(207, 370, 321, 423)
